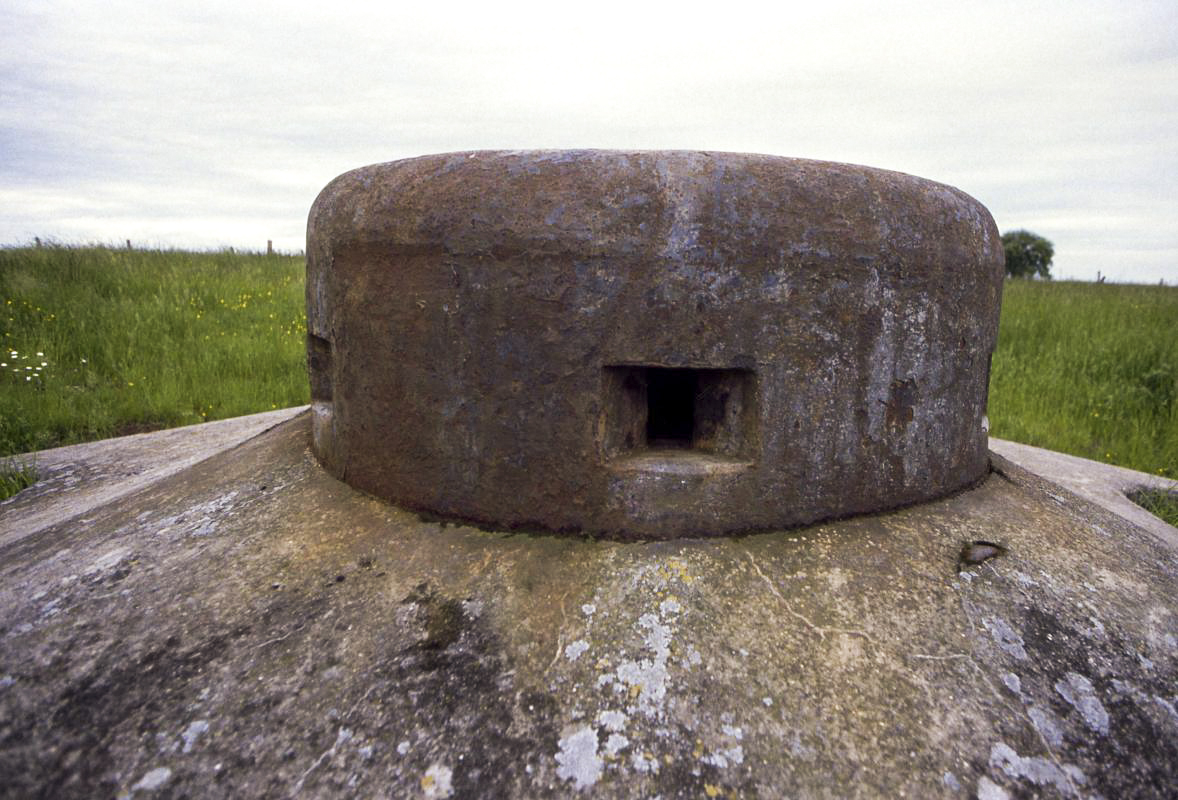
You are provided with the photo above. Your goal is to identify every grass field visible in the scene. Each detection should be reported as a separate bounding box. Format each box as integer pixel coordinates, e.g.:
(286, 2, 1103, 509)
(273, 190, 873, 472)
(1, 246, 1175, 502)
(0, 245, 307, 458)
(989, 279, 1176, 480)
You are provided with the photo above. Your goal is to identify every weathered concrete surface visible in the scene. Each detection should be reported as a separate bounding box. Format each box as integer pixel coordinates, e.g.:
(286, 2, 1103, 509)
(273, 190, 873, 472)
(5, 411, 1170, 555)
(990, 437, 1178, 551)
(307, 150, 1005, 538)
(2, 413, 1176, 798)
(0, 407, 307, 550)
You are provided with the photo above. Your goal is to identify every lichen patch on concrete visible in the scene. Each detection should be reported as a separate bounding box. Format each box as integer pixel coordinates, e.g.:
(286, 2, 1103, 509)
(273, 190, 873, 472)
(597, 710, 627, 733)
(988, 741, 1086, 797)
(982, 616, 1029, 661)
(555, 726, 602, 791)
(179, 719, 209, 754)
(128, 766, 172, 794)
(976, 775, 1009, 800)
(1054, 672, 1109, 735)
(421, 763, 453, 798)
(1027, 705, 1066, 748)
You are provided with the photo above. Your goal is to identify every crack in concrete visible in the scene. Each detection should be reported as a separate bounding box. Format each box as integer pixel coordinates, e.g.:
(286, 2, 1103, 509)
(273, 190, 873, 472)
(290, 726, 352, 797)
(743, 551, 875, 643)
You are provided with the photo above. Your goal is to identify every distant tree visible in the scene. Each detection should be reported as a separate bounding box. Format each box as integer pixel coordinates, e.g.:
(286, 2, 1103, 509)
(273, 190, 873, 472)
(1002, 230, 1054, 279)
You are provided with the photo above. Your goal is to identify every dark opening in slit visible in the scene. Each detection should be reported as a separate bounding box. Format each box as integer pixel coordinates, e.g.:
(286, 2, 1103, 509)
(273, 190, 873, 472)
(646, 368, 697, 447)
(603, 364, 756, 461)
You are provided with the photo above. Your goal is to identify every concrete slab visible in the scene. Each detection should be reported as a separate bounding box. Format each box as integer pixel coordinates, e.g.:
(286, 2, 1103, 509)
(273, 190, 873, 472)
(0, 407, 307, 549)
(990, 437, 1177, 550)
(1, 415, 1175, 798)
(4, 412, 1173, 556)
(6, 411, 1172, 555)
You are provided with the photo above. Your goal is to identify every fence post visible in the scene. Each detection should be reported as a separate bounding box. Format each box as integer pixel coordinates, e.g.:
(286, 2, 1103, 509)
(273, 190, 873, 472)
(267, 240, 274, 256)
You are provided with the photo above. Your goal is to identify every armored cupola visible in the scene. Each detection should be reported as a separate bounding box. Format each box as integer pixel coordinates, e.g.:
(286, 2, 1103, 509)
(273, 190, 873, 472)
(306, 150, 1004, 537)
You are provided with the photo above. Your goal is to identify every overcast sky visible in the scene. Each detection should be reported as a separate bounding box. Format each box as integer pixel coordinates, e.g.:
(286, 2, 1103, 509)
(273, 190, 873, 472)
(2, 0, 1175, 283)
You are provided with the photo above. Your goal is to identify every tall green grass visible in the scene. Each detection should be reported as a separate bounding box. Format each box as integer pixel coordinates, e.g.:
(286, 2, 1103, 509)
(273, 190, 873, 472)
(989, 279, 1177, 479)
(0, 456, 37, 501)
(0, 245, 307, 456)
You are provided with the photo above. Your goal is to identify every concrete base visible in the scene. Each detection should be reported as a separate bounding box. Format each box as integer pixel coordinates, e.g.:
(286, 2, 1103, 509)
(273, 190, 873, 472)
(0, 408, 307, 550)
(5, 408, 1171, 551)
(1, 412, 1176, 797)
(988, 437, 1177, 550)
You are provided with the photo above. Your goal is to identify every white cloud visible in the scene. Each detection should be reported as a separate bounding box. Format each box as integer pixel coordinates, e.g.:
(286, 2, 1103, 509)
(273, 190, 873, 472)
(1, 0, 1175, 281)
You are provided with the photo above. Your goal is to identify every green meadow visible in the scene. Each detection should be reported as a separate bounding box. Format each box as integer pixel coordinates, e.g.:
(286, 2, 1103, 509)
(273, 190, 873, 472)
(989, 279, 1176, 481)
(1, 246, 1175, 500)
(0, 245, 307, 458)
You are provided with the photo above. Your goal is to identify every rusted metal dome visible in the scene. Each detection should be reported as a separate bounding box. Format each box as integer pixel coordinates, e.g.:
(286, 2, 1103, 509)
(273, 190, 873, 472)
(306, 150, 1004, 537)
